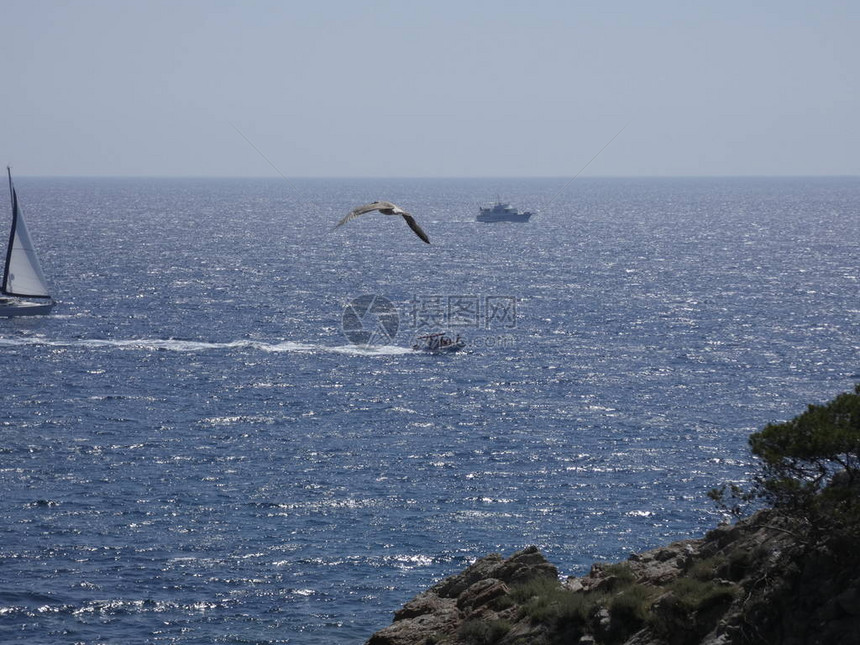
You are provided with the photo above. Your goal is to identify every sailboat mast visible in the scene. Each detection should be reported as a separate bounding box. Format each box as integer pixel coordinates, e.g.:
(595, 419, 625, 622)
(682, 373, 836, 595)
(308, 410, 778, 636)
(2, 167, 16, 294)
(6, 167, 14, 226)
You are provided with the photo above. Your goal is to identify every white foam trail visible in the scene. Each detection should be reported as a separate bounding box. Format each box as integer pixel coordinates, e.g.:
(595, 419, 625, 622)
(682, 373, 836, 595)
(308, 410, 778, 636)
(0, 337, 413, 356)
(330, 344, 413, 356)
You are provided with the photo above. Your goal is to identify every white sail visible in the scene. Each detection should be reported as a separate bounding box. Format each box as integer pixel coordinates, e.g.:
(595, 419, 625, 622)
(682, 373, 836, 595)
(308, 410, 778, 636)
(3, 173, 51, 299)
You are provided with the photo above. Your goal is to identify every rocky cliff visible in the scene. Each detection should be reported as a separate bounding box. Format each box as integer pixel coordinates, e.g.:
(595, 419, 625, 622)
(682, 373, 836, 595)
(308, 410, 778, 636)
(366, 510, 860, 645)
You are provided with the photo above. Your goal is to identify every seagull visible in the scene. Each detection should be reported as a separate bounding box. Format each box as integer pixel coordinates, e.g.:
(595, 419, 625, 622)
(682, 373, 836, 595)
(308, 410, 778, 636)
(334, 201, 430, 244)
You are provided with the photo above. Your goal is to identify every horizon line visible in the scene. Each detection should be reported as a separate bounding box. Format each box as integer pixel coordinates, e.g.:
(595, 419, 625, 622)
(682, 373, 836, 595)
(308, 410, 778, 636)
(8, 173, 860, 180)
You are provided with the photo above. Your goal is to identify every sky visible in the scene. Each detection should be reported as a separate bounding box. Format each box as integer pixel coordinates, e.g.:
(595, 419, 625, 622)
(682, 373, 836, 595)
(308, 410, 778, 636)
(1, 0, 858, 177)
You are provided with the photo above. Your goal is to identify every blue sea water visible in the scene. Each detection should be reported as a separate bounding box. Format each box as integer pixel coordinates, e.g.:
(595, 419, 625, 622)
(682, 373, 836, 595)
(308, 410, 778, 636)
(0, 176, 857, 643)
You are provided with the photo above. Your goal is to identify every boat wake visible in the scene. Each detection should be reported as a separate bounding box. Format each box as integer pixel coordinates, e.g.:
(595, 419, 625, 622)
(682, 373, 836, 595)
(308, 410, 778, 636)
(0, 336, 413, 356)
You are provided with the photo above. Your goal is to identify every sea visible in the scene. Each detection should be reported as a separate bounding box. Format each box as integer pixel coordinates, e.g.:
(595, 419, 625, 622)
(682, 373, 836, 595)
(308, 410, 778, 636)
(1, 176, 858, 644)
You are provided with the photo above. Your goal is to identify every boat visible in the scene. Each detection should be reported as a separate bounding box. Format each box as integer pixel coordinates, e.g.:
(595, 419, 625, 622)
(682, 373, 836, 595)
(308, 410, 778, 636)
(0, 168, 54, 317)
(412, 332, 465, 353)
(477, 200, 533, 222)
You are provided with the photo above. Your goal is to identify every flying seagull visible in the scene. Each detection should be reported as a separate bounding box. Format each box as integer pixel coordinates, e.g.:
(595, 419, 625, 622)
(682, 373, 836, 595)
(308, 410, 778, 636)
(334, 201, 430, 244)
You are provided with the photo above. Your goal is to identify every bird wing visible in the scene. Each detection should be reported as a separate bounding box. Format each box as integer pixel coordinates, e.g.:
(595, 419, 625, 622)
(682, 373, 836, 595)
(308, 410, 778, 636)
(375, 201, 404, 214)
(334, 202, 384, 229)
(402, 214, 430, 244)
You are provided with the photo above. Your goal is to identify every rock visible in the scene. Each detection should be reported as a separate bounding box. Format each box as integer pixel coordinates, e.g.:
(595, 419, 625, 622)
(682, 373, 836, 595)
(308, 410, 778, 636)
(700, 632, 733, 645)
(654, 548, 677, 562)
(431, 553, 504, 599)
(456, 578, 509, 614)
(393, 591, 452, 621)
(836, 587, 860, 616)
(430, 546, 556, 600)
(367, 598, 460, 645)
(494, 545, 559, 585)
(366, 512, 860, 645)
(595, 607, 610, 624)
(366, 547, 557, 645)
(624, 540, 698, 586)
(565, 577, 584, 593)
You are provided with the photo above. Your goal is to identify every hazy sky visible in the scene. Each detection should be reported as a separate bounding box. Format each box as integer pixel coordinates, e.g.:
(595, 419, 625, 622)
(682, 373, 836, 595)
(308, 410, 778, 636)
(2, 0, 858, 177)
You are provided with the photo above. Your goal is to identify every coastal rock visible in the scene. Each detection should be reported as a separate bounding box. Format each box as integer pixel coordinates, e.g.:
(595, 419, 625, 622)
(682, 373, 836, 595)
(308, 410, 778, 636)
(368, 593, 460, 645)
(366, 547, 556, 645)
(365, 511, 860, 645)
(456, 578, 509, 614)
(431, 545, 558, 600)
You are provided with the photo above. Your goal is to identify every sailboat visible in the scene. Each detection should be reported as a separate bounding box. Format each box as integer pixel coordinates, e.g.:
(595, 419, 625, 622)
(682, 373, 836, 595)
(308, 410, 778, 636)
(0, 167, 54, 317)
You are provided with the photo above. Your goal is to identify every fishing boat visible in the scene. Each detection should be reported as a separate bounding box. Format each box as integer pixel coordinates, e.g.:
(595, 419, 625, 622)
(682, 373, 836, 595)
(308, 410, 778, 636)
(412, 332, 465, 353)
(0, 168, 54, 317)
(477, 200, 533, 222)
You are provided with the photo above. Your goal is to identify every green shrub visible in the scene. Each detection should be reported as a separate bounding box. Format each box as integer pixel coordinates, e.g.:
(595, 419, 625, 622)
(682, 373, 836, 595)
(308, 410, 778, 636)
(649, 577, 738, 643)
(672, 578, 737, 612)
(598, 562, 637, 591)
(610, 582, 655, 624)
(509, 576, 562, 605)
(749, 385, 860, 541)
(457, 618, 511, 645)
(608, 583, 657, 641)
(510, 577, 593, 643)
(718, 546, 769, 582)
(712, 386, 860, 549)
(518, 585, 590, 626)
(687, 555, 727, 581)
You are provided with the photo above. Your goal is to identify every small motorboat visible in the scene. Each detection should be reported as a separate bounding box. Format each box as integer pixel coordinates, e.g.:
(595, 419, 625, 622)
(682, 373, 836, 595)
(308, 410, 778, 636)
(412, 332, 465, 353)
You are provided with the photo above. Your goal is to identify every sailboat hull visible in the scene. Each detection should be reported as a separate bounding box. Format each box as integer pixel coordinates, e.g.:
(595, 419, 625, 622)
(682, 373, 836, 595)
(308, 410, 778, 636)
(0, 299, 54, 317)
